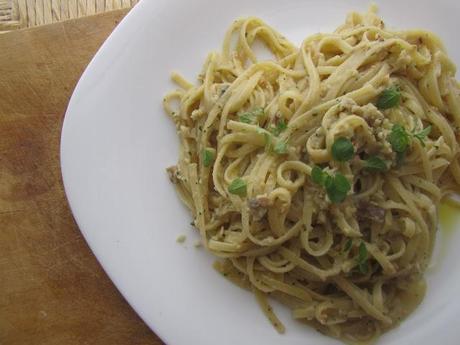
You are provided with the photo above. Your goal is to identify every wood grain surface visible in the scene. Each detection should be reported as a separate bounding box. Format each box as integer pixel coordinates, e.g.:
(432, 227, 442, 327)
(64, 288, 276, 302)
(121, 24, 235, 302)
(0, 9, 163, 345)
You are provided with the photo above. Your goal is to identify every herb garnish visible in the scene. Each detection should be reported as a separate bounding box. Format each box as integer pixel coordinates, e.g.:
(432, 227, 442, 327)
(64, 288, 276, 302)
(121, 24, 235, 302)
(332, 137, 355, 162)
(271, 119, 287, 136)
(412, 125, 432, 147)
(388, 124, 410, 164)
(388, 124, 432, 164)
(239, 107, 264, 124)
(363, 156, 387, 172)
(274, 141, 288, 155)
(202, 148, 215, 167)
(376, 86, 401, 109)
(228, 178, 247, 197)
(389, 124, 410, 153)
(357, 242, 368, 274)
(311, 166, 326, 185)
(311, 167, 351, 203)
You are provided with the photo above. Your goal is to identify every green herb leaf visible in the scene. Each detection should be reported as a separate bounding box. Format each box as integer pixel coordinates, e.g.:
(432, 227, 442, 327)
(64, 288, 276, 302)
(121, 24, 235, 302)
(202, 148, 215, 167)
(228, 178, 247, 197)
(358, 242, 368, 262)
(324, 174, 334, 190)
(311, 166, 325, 185)
(334, 173, 351, 193)
(376, 86, 401, 109)
(311, 167, 351, 204)
(326, 186, 346, 203)
(344, 239, 353, 252)
(239, 107, 265, 124)
(239, 113, 253, 124)
(357, 242, 368, 274)
(363, 156, 387, 172)
(274, 141, 288, 155)
(277, 119, 287, 132)
(388, 124, 410, 153)
(271, 119, 287, 136)
(413, 125, 432, 147)
(387, 124, 431, 167)
(326, 173, 351, 203)
(331, 137, 355, 162)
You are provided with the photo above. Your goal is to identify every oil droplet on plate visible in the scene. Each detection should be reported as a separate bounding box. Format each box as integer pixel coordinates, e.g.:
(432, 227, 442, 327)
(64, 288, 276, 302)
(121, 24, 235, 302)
(428, 202, 459, 272)
(439, 202, 458, 235)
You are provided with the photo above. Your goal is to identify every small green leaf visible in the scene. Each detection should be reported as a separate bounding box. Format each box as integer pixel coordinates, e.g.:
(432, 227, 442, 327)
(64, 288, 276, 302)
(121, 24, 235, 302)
(326, 186, 347, 203)
(271, 119, 287, 136)
(202, 148, 215, 167)
(388, 124, 410, 153)
(324, 174, 334, 190)
(228, 178, 247, 197)
(331, 137, 355, 162)
(274, 141, 288, 155)
(336, 173, 351, 192)
(312, 170, 351, 204)
(325, 173, 350, 204)
(358, 242, 367, 262)
(357, 242, 368, 274)
(239, 113, 253, 124)
(311, 166, 325, 185)
(388, 124, 430, 162)
(277, 119, 287, 132)
(344, 239, 353, 252)
(239, 107, 265, 124)
(414, 125, 431, 140)
(377, 86, 401, 109)
(413, 125, 432, 147)
(334, 173, 351, 193)
(363, 156, 387, 172)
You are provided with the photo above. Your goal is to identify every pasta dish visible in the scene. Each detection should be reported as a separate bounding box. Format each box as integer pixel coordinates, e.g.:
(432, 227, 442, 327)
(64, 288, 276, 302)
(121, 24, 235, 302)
(163, 7, 460, 344)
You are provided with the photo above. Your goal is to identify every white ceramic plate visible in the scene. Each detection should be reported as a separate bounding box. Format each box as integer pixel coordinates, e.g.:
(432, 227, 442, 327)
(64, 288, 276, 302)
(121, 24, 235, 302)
(61, 0, 460, 344)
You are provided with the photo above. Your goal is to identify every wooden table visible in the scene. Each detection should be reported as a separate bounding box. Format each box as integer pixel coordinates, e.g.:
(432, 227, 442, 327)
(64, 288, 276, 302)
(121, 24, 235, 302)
(0, 10, 163, 345)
